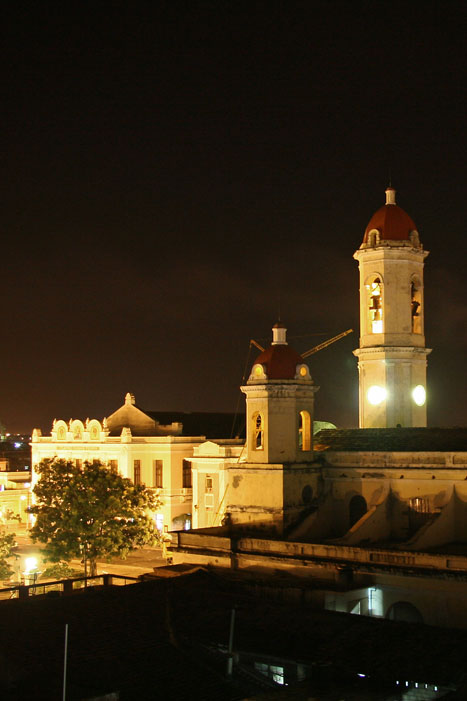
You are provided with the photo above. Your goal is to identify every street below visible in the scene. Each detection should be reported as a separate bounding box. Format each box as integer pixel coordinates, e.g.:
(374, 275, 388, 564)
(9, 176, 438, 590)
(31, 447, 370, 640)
(9, 532, 167, 582)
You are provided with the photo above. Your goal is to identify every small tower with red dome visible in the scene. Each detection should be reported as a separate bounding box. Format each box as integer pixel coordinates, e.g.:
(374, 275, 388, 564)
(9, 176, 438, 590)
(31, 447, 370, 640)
(353, 187, 430, 428)
(241, 321, 318, 463)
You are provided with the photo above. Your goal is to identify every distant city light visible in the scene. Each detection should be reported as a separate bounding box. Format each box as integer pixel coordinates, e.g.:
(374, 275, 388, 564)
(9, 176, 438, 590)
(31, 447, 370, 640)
(367, 385, 387, 406)
(14, 442, 21, 448)
(412, 385, 426, 406)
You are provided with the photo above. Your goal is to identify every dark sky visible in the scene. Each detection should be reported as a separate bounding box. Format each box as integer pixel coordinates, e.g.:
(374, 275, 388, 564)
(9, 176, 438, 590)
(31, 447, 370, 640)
(1, 1, 466, 433)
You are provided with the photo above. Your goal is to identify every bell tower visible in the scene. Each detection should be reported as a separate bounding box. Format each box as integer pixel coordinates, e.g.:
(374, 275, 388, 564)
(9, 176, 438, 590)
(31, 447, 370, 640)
(225, 322, 320, 534)
(241, 322, 317, 463)
(353, 187, 430, 428)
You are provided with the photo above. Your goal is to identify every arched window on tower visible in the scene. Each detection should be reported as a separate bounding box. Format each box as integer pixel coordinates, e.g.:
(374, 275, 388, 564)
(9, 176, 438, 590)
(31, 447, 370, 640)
(252, 412, 263, 450)
(411, 278, 422, 334)
(367, 277, 383, 333)
(298, 411, 311, 451)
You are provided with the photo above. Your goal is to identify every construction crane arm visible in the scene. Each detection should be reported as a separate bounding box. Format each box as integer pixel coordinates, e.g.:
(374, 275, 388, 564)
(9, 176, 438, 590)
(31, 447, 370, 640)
(302, 328, 353, 358)
(250, 339, 265, 352)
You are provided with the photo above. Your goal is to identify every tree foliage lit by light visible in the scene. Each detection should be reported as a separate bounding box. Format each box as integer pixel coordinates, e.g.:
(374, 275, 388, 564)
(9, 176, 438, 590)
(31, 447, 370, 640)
(0, 529, 16, 580)
(30, 459, 161, 576)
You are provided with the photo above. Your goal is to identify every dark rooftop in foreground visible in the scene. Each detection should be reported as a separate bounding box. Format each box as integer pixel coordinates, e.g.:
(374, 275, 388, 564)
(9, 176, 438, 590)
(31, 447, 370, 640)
(2, 568, 467, 699)
(314, 428, 467, 452)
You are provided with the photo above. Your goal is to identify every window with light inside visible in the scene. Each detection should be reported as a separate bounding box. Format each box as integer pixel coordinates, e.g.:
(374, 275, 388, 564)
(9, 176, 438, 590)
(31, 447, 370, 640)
(368, 277, 383, 333)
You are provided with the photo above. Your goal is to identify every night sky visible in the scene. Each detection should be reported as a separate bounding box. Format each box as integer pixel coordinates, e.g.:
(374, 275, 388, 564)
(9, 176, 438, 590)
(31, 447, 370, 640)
(1, 2, 466, 433)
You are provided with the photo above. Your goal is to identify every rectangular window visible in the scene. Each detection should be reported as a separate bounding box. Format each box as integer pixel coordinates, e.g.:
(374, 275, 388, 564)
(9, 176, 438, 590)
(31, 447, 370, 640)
(410, 497, 429, 513)
(205, 476, 213, 493)
(133, 460, 141, 486)
(182, 459, 192, 488)
(109, 460, 118, 473)
(205, 493, 214, 511)
(153, 460, 163, 488)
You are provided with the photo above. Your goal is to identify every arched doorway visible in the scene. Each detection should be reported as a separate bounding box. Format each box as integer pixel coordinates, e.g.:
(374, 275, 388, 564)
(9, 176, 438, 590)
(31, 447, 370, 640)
(349, 495, 367, 528)
(386, 601, 423, 624)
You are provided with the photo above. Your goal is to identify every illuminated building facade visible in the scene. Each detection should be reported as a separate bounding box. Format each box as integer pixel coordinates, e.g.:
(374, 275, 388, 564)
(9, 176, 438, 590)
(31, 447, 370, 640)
(190, 439, 243, 529)
(169, 192, 467, 630)
(353, 187, 430, 427)
(191, 323, 319, 532)
(31, 393, 206, 531)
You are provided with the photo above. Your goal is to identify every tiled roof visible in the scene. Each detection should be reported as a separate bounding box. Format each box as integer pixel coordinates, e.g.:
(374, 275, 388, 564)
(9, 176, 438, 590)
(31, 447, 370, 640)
(364, 203, 416, 242)
(254, 344, 303, 380)
(4, 569, 467, 696)
(145, 411, 245, 439)
(314, 428, 467, 452)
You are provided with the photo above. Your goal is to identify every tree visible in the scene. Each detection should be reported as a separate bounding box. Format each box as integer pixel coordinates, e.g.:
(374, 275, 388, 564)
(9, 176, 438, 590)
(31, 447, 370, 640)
(1, 509, 21, 526)
(30, 459, 161, 577)
(0, 529, 16, 580)
(40, 562, 83, 580)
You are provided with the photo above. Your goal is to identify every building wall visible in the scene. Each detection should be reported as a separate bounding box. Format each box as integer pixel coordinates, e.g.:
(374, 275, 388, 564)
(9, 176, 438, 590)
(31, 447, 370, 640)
(190, 440, 244, 529)
(169, 529, 467, 629)
(31, 421, 204, 531)
(0, 472, 31, 529)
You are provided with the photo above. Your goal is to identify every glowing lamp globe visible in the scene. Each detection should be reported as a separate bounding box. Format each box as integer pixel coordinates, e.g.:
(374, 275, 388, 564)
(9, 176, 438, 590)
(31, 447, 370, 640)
(367, 385, 387, 406)
(412, 385, 426, 406)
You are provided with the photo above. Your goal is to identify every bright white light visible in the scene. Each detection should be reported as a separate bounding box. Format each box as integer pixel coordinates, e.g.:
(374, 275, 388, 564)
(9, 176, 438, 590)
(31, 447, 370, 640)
(367, 385, 387, 405)
(14, 442, 21, 448)
(412, 385, 426, 406)
(24, 557, 38, 574)
(20, 495, 26, 501)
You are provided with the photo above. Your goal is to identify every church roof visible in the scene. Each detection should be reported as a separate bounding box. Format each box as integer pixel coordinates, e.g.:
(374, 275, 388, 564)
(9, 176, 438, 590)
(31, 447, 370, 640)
(363, 187, 417, 244)
(106, 394, 245, 438)
(144, 411, 245, 439)
(252, 322, 305, 380)
(254, 344, 304, 380)
(314, 428, 467, 452)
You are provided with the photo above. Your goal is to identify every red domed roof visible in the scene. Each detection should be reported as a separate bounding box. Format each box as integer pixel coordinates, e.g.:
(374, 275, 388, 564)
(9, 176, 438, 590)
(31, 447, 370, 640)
(363, 188, 417, 244)
(254, 344, 303, 380)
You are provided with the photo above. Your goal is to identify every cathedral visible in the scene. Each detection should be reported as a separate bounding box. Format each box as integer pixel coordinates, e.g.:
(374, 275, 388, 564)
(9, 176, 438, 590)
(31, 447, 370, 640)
(31, 187, 467, 628)
(168, 188, 467, 630)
